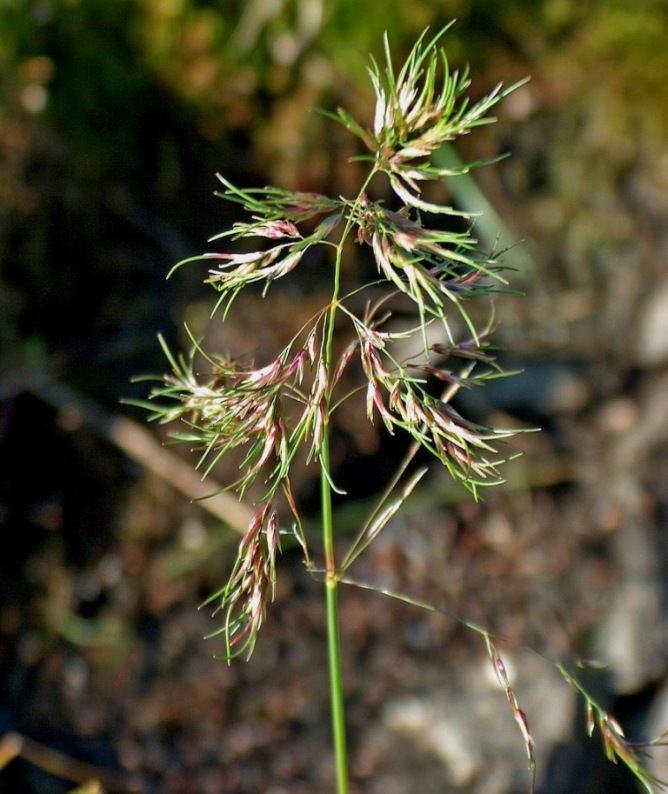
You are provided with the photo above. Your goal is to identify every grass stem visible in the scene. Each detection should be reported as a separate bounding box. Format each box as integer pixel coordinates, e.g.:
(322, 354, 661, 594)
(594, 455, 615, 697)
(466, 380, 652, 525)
(320, 429, 349, 794)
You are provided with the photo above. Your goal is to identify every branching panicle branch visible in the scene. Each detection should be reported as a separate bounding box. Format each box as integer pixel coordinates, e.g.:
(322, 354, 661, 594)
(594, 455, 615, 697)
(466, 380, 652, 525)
(145, 31, 525, 633)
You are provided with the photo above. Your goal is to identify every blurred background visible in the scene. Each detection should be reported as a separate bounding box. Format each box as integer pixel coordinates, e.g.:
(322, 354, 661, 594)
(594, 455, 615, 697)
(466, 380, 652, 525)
(1, 1, 668, 792)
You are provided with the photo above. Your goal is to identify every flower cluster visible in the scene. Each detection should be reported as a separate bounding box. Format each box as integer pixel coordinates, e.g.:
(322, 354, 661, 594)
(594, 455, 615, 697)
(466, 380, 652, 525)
(333, 25, 528, 214)
(202, 503, 280, 660)
(150, 329, 328, 502)
(143, 27, 524, 659)
(170, 177, 343, 315)
(349, 311, 513, 492)
(352, 196, 505, 344)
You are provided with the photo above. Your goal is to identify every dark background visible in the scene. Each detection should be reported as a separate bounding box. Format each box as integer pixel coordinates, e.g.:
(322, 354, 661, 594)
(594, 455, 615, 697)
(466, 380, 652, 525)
(1, 1, 668, 791)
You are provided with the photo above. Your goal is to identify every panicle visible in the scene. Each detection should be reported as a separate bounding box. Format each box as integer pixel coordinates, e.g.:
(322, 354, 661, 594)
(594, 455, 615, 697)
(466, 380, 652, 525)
(334, 27, 527, 214)
(202, 503, 279, 661)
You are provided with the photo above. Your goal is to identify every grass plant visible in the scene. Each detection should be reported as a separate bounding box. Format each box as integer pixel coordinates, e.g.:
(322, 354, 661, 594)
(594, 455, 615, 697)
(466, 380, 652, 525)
(137, 25, 667, 793)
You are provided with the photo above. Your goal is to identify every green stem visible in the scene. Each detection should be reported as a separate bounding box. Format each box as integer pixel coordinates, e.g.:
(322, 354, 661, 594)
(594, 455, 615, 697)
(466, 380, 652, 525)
(321, 430, 349, 794)
(320, 236, 349, 794)
(319, 166, 379, 793)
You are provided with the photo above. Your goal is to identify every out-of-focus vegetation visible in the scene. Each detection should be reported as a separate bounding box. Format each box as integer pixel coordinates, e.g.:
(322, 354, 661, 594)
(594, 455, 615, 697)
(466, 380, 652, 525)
(0, 0, 531, 202)
(0, 0, 565, 193)
(2, 0, 668, 187)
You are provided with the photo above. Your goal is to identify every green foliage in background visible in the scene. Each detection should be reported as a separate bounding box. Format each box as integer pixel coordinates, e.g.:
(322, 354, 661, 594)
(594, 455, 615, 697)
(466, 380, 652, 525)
(3, 0, 668, 188)
(0, 0, 541, 182)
